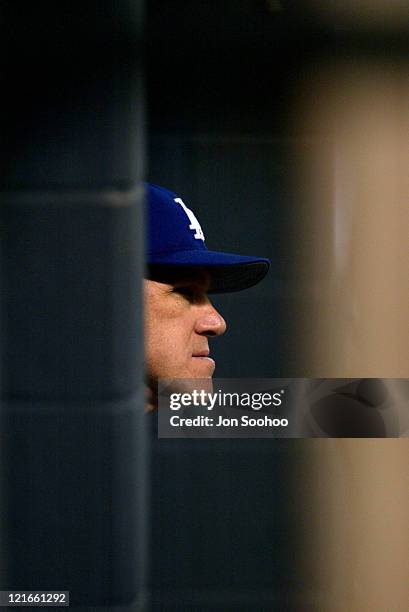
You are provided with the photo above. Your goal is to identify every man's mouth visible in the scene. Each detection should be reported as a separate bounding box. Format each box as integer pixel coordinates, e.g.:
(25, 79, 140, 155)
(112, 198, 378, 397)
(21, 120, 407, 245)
(192, 350, 210, 358)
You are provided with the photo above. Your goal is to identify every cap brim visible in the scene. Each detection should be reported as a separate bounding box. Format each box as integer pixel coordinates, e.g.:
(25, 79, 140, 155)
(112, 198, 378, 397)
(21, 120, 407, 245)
(148, 250, 270, 293)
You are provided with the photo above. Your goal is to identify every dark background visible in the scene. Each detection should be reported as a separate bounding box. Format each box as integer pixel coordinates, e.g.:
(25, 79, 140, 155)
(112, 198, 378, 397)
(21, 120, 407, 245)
(146, 2, 316, 610)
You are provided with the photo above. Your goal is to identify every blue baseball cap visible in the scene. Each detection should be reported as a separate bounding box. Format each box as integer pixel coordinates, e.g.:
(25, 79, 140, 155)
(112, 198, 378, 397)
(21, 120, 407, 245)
(146, 183, 270, 293)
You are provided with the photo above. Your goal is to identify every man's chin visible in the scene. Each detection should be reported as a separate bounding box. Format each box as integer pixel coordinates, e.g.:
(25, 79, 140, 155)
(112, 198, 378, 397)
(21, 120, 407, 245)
(190, 356, 216, 378)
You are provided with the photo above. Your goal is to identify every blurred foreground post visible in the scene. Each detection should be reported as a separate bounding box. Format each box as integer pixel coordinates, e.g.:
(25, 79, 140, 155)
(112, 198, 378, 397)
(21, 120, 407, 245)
(294, 63, 409, 377)
(0, 3, 147, 610)
(293, 7, 409, 609)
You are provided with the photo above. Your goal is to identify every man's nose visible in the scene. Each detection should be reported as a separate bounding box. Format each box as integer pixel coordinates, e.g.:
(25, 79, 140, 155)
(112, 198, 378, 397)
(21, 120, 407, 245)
(195, 300, 227, 337)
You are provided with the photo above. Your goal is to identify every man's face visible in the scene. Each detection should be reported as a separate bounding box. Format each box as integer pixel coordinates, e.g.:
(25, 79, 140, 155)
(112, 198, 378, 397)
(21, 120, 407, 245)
(144, 268, 227, 389)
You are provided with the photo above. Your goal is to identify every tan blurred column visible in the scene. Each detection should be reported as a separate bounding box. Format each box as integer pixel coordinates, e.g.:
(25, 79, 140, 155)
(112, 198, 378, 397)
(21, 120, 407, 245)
(294, 54, 409, 611)
(304, 439, 409, 612)
(295, 62, 409, 376)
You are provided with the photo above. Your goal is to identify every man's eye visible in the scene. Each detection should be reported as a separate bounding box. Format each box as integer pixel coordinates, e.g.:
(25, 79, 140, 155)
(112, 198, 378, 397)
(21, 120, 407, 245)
(173, 285, 207, 302)
(175, 286, 196, 297)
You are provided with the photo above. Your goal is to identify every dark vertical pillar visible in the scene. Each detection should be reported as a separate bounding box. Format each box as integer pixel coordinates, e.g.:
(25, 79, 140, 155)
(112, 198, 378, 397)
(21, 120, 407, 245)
(0, 3, 146, 611)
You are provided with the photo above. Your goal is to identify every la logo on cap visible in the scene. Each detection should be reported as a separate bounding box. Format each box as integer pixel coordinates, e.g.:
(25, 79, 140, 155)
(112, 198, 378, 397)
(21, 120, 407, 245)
(174, 197, 205, 241)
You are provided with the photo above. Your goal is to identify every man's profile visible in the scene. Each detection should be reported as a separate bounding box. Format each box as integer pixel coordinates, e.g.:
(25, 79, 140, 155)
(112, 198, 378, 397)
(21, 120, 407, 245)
(144, 183, 270, 410)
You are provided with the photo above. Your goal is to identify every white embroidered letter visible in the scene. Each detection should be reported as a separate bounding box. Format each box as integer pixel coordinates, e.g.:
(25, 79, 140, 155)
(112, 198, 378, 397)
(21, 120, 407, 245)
(174, 197, 205, 241)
